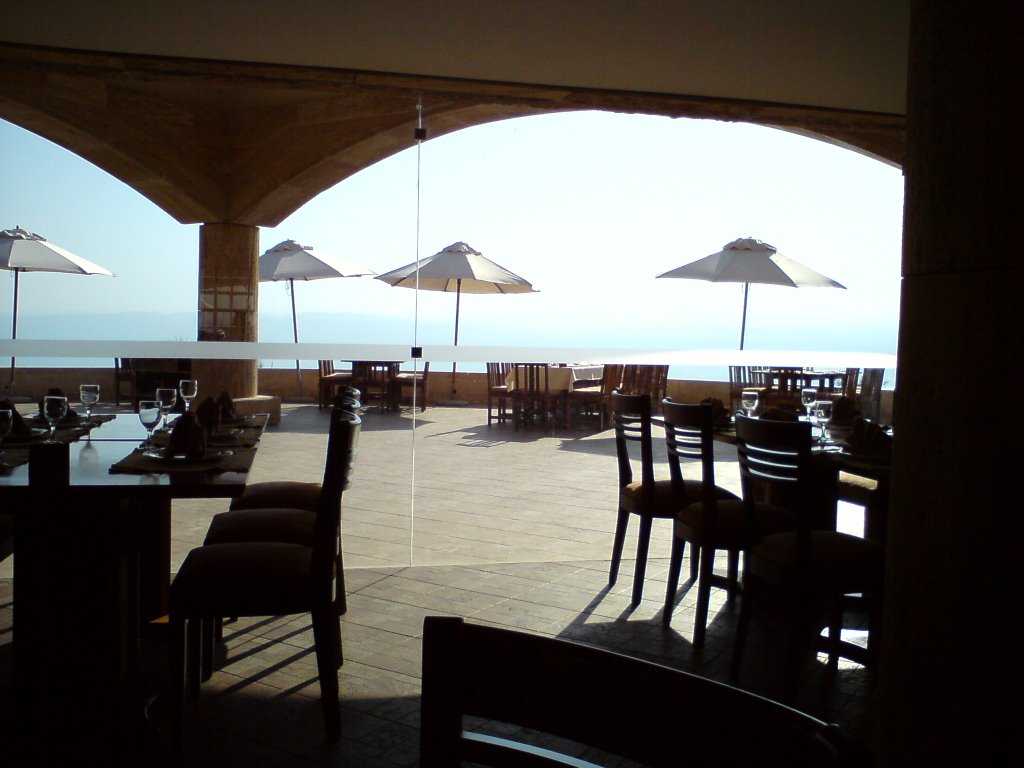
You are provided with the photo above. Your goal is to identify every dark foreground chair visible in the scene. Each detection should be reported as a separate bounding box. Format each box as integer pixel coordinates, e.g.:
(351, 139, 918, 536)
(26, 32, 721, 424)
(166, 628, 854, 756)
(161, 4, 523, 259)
(169, 407, 361, 745)
(420, 616, 873, 767)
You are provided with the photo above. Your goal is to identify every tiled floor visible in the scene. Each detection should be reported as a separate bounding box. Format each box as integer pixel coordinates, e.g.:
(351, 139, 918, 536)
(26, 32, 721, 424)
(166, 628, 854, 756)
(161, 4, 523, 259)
(0, 404, 874, 766)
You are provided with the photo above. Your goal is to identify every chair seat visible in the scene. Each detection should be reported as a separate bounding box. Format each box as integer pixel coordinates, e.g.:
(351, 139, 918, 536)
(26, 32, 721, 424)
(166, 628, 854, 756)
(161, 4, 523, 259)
(229, 481, 321, 512)
(677, 498, 794, 549)
(204, 507, 317, 547)
(622, 478, 735, 517)
(749, 530, 885, 593)
(171, 542, 317, 617)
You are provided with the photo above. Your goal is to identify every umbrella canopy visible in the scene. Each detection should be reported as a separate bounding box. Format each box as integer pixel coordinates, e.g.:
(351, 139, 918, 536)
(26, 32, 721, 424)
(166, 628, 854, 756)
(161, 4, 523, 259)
(1, 226, 115, 391)
(376, 242, 535, 401)
(259, 239, 376, 398)
(656, 237, 845, 349)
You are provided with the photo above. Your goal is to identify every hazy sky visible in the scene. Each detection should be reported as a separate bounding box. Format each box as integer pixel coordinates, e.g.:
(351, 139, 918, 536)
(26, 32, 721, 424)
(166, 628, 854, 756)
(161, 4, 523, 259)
(0, 110, 904, 356)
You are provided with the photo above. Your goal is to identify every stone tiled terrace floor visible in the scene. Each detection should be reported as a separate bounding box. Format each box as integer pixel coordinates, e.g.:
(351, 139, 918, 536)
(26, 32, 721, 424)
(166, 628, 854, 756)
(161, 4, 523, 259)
(0, 403, 874, 766)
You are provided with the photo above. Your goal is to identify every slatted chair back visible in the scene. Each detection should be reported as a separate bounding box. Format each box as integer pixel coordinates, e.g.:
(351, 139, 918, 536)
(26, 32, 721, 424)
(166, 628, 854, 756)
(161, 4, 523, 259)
(513, 363, 549, 396)
(735, 414, 813, 552)
(420, 616, 873, 768)
(662, 399, 718, 511)
(611, 391, 654, 494)
(486, 362, 510, 388)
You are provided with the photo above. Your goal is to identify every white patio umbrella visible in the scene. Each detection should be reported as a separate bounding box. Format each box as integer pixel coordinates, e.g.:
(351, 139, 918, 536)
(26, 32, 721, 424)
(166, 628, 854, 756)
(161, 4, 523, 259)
(259, 239, 376, 397)
(656, 237, 845, 349)
(376, 241, 536, 402)
(1, 226, 115, 392)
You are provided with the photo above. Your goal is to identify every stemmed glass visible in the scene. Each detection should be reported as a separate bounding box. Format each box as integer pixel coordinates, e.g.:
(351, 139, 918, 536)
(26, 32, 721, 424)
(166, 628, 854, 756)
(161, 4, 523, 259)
(43, 395, 68, 443)
(0, 409, 12, 469)
(740, 388, 760, 417)
(138, 400, 162, 447)
(155, 388, 177, 430)
(801, 387, 817, 422)
(80, 384, 100, 425)
(179, 379, 198, 412)
(814, 400, 834, 444)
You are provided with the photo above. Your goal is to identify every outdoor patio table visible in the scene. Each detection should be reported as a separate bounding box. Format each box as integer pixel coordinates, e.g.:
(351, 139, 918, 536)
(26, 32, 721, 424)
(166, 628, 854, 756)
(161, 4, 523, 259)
(0, 413, 258, 763)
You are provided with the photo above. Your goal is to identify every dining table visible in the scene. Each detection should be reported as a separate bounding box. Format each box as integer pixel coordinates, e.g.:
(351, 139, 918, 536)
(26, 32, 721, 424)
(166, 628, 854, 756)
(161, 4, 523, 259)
(0, 411, 261, 763)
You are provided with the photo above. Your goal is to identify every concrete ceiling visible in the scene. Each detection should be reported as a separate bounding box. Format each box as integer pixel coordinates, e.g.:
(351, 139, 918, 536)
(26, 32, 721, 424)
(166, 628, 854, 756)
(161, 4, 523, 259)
(0, 1, 909, 227)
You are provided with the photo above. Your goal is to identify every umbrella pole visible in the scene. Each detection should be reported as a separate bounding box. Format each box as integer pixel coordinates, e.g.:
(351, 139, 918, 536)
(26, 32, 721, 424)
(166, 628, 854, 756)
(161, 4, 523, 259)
(739, 282, 749, 351)
(450, 279, 461, 398)
(8, 269, 19, 393)
(290, 278, 302, 398)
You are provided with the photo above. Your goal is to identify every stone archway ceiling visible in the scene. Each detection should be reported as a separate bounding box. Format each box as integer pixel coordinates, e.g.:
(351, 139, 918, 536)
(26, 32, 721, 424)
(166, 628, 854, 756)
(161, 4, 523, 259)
(0, 44, 905, 227)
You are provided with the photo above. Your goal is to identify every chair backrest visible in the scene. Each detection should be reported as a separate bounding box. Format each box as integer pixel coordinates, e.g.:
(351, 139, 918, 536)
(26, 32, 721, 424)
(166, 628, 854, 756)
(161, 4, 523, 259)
(513, 363, 549, 395)
(858, 368, 884, 422)
(486, 362, 511, 388)
(621, 364, 669, 409)
(313, 404, 361, 578)
(319, 359, 335, 377)
(661, 399, 718, 511)
(611, 391, 653, 493)
(735, 414, 813, 546)
(420, 616, 872, 768)
(600, 363, 624, 394)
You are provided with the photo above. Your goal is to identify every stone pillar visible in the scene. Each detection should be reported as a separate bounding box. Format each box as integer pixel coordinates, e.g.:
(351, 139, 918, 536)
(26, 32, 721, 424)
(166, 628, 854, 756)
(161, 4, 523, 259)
(192, 223, 259, 399)
(874, 2, 1017, 764)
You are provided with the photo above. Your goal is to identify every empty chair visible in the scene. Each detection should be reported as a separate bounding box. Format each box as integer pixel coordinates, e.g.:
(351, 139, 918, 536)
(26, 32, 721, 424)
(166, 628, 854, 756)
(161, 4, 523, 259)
(661, 400, 774, 648)
(569, 363, 622, 430)
(317, 360, 352, 408)
(420, 615, 873, 767)
(510, 363, 555, 430)
(621, 364, 669, 412)
(731, 415, 885, 701)
(393, 361, 430, 411)
(610, 392, 735, 605)
(168, 407, 361, 744)
(485, 362, 511, 426)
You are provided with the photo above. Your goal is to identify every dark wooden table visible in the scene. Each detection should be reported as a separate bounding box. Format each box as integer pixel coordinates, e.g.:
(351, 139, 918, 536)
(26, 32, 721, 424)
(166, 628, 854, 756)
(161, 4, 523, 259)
(1, 414, 256, 763)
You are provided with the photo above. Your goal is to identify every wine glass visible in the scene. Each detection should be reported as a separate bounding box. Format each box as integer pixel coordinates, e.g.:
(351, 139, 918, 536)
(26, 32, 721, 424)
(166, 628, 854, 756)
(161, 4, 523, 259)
(740, 388, 760, 417)
(800, 387, 817, 422)
(0, 409, 12, 468)
(79, 384, 100, 424)
(43, 395, 68, 442)
(814, 400, 833, 444)
(179, 379, 198, 411)
(138, 400, 162, 446)
(155, 387, 177, 430)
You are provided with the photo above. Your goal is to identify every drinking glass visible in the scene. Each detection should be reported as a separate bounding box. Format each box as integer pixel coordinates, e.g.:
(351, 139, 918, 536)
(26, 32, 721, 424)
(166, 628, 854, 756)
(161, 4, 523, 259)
(155, 387, 177, 429)
(0, 409, 12, 468)
(138, 400, 162, 446)
(43, 395, 68, 442)
(814, 400, 833, 443)
(80, 384, 100, 424)
(740, 388, 759, 417)
(179, 379, 198, 411)
(800, 387, 817, 421)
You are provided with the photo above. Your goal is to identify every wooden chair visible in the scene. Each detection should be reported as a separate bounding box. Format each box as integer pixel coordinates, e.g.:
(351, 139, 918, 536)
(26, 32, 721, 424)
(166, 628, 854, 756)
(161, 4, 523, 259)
(621, 364, 669, 413)
(485, 362, 511, 426)
(857, 368, 884, 423)
(113, 357, 135, 407)
(420, 616, 873, 768)
(568, 363, 622, 431)
(169, 407, 361, 745)
(661, 400, 790, 648)
(731, 415, 885, 701)
(393, 361, 429, 411)
(352, 361, 399, 412)
(510, 363, 555, 430)
(317, 360, 352, 408)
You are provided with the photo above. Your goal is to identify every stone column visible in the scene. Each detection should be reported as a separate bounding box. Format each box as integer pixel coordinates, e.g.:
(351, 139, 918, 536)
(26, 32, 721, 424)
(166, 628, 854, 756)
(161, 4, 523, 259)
(874, 2, 1016, 764)
(192, 223, 259, 399)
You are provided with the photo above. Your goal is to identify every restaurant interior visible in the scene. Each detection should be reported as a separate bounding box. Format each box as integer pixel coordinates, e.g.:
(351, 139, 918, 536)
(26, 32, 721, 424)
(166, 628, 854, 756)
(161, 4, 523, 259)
(0, 2, 1014, 766)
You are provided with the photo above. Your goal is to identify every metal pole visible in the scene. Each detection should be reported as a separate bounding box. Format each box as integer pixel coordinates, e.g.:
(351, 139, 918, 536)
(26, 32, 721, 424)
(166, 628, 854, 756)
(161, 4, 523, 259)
(8, 269, 19, 392)
(739, 282, 749, 351)
(450, 279, 461, 398)
(290, 278, 302, 398)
